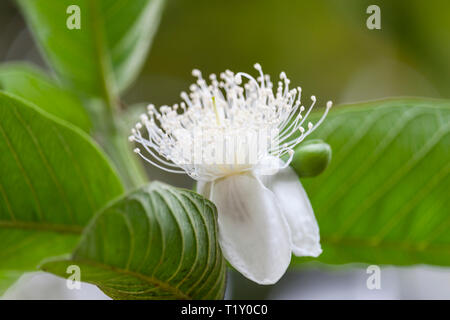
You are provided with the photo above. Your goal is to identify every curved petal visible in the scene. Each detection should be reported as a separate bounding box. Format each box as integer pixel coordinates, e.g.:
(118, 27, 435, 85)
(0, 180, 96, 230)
(209, 174, 292, 285)
(196, 181, 212, 199)
(259, 164, 322, 257)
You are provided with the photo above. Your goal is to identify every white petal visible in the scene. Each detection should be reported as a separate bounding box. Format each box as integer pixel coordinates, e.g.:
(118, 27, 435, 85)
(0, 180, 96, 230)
(253, 155, 281, 176)
(196, 181, 212, 199)
(209, 174, 292, 285)
(259, 164, 322, 257)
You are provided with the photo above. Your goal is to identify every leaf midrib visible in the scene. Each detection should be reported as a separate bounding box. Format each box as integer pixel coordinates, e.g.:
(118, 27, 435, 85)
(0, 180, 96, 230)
(63, 258, 192, 300)
(88, 0, 117, 106)
(0, 220, 83, 234)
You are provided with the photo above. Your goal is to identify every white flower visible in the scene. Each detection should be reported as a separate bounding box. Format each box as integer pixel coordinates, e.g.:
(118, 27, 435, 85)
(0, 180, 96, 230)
(129, 64, 332, 285)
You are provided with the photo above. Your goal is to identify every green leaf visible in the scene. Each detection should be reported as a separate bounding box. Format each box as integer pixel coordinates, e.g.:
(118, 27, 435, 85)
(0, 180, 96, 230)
(41, 182, 227, 300)
(0, 270, 22, 296)
(0, 63, 91, 132)
(0, 91, 123, 272)
(16, 0, 165, 97)
(294, 98, 450, 266)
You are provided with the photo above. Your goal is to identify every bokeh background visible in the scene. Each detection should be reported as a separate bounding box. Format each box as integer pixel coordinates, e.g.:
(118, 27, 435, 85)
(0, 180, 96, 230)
(1, 0, 449, 299)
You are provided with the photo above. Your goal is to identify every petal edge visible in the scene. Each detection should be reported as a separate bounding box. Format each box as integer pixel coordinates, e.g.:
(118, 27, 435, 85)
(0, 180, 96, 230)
(210, 174, 292, 285)
(259, 165, 322, 257)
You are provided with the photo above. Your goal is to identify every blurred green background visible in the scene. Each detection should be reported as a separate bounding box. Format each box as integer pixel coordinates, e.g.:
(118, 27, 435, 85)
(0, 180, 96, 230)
(132, 0, 449, 103)
(2, 0, 449, 106)
(1, 0, 449, 299)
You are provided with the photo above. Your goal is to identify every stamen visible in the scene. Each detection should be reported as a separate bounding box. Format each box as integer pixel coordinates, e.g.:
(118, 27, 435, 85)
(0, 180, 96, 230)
(129, 64, 332, 181)
(212, 96, 221, 125)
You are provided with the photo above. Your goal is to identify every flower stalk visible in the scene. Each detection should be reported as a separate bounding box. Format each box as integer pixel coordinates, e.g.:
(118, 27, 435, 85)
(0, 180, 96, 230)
(90, 98, 147, 190)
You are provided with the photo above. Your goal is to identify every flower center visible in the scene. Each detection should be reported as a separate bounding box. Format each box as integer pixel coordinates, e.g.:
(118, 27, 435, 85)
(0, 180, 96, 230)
(129, 64, 332, 181)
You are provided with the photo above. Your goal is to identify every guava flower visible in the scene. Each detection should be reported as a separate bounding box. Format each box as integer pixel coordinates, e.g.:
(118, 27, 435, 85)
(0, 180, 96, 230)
(129, 64, 332, 284)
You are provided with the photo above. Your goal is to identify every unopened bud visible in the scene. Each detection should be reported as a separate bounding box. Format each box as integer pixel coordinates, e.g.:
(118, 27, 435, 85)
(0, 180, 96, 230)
(290, 139, 332, 178)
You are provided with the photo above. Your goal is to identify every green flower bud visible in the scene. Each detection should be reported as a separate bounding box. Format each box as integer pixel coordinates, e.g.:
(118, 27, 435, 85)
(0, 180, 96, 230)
(290, 139, 332, 178)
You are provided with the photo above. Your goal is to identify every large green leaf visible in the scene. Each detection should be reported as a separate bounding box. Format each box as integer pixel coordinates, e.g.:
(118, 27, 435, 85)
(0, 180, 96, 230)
(41, 182, 227, 300)
(0, 91, 123, 272)
(293, 98, 450, 266)
(0, 63, 90, 132)
(16, 0, 165, 97)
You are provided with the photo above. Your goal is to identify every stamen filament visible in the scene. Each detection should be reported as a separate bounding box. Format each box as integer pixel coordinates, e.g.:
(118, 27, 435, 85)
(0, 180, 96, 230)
(129, 64, 332, 181)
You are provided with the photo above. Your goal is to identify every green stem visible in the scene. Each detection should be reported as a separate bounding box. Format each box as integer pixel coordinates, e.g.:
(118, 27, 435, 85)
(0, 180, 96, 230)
(102, 121, 147, 190)
(92, 103, 147, 190)
(87, 0, 147, 190)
